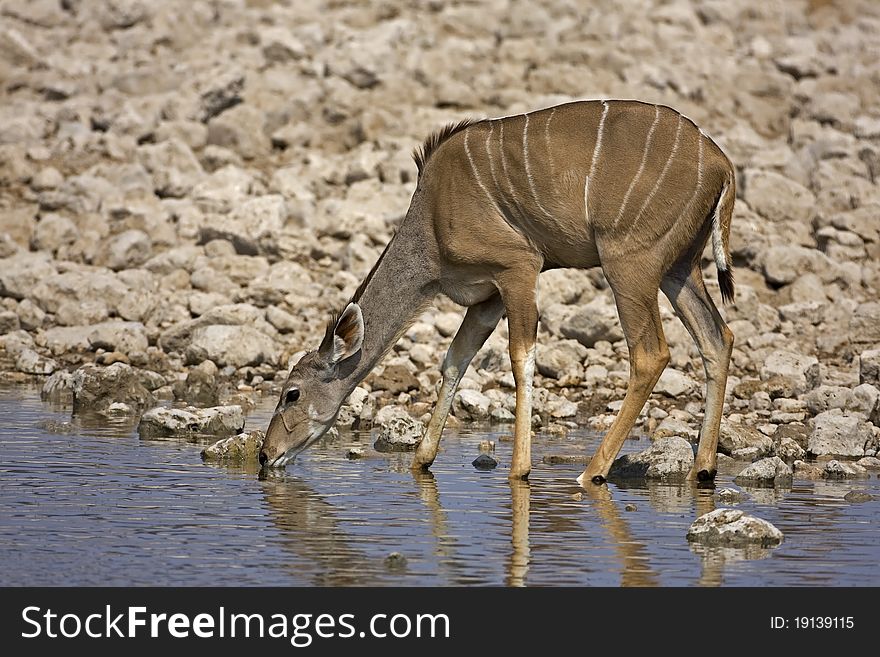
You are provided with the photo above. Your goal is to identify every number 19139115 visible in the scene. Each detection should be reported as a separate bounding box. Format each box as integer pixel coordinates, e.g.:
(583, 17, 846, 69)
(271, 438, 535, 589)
(770, 617, 854, 629)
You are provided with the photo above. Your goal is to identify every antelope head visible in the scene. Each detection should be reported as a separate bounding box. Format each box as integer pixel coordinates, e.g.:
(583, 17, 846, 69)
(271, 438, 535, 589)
(260, 303, 364, 468)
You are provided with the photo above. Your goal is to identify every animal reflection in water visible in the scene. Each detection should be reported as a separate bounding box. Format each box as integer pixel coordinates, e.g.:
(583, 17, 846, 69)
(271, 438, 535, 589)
(257, 466, 756, 587)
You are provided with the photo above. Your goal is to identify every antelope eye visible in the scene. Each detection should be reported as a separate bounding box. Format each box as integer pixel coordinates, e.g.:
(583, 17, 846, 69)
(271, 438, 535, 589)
(285, 388, 300, 404)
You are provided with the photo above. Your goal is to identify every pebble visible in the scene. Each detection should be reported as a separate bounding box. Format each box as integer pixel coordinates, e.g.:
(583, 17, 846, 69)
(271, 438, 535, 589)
(472, 454, 498, 470)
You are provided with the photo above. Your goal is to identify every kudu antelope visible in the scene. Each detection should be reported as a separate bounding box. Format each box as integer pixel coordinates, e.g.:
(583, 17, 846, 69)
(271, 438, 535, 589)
(260, 99, 736, 486)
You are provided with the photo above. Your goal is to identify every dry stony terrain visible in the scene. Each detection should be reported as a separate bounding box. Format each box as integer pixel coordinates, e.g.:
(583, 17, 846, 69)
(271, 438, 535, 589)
(1, 0, 879, 470)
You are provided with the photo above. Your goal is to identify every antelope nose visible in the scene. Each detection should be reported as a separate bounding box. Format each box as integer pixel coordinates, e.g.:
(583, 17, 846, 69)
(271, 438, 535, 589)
(259, 450, 269, 466)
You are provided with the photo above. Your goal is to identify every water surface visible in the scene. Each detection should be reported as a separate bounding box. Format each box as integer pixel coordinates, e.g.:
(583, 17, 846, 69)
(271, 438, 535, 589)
(1, 385, 878, 586)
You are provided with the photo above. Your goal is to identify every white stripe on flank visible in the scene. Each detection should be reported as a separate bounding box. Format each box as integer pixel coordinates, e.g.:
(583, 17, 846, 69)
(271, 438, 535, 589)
(613, 105, 660, 227)
(627, 113, 683, 235)
(464, 128, 503, 216)
(523, 114, 554, 219)
(588, 101, 610, 180)
(583, 175, 591, 223)
(544, 107, 556, 177)
(485, 121, 502, 193)
(499, 121, 519, 207)
(680, 131, 704, 219)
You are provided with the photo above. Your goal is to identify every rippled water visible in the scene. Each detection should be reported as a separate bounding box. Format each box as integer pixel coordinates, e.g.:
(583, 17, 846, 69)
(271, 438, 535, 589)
(1, 384, 878, 586)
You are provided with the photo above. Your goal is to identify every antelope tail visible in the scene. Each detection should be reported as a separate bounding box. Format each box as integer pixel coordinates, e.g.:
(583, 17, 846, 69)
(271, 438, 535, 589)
(711, 173, 735, 304)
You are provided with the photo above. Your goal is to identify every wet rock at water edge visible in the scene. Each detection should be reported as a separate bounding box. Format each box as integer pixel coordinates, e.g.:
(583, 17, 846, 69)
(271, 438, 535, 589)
(71, 363, 156, 415)
(734, 457, 793, 486)
(717, 488, 749, 504)
(624, 503, 637, 512)
(16, 348, 57, 375)
(384, 552, 407, 570)
(822, 460, 868, 479)
(173, 360, 221, 405)
(793, 460, 824, 479)
(687, 509, 783, 547)
(41, 369, 73, 403)
(608, 436, 694, 481)
(718, 421, 774, 457)
(201, 430, 264, 462)
(472, 453, 498, 470)
(543, 454, 589, 465)
(36, 419, 74, 434)
(453, 389, 491, 421)
(843, 490, 873, 503)
(346, 447, 366, 459)
(373, 414, 424, 452)
(138, 405, 245, 439)
(856, 456, 880, 470)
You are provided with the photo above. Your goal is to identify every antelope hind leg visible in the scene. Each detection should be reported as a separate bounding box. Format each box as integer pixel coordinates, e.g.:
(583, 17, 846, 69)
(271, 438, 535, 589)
(661, 265, 733, 481)
(579, 284, 669, 486)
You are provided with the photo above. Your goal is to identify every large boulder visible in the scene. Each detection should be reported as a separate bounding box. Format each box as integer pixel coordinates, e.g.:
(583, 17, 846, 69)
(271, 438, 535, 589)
(860, 349, 880, 386)
(718, 421, 774, 457)
(808, 409, 876, 458)
(536, 339, 587, 380)
(744, 169, 815, 223)
(760, 350, 820, 397)
(850, 303, 880, 346)
(95, 230, 153, 271)
(762, 246, 838, 286)
(185, 325, 278, 368)
(71, 363, 156, 414)
(609, 436, 694, 481)
(559, 297, 623, 347)
(138, 405, 245, 439)
(0, 251, 56, 300)
(687, 509, 783, 547)
(453, 389, 492, 421)
(199, 195, 291, 256)
(87, 321, 149, 355)
(654, 368, 700, 398)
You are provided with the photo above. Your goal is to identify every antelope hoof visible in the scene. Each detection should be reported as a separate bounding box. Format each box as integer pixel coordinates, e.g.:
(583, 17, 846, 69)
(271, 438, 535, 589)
(687, 466, 717, 482)
(697, 468, 717, 482)
(576, 470, 607, 487)
(410, 456, 434, 472)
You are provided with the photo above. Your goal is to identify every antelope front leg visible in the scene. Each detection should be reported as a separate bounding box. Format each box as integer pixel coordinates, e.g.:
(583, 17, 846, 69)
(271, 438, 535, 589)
(412, 294, 504, 470)
(497, 270, 540, 481)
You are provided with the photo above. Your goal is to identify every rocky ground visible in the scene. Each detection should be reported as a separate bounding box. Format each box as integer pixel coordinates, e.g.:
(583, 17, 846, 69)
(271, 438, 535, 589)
(1, 0, 879, 472)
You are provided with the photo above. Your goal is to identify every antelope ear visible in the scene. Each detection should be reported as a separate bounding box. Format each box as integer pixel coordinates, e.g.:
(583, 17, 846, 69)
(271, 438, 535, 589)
(321, 303, 364, 364)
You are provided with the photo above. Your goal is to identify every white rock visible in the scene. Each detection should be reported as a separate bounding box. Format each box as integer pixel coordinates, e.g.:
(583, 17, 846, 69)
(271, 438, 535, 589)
(760, 350, 820, 396)
(609, 436, 694, 481)
(453, 389, 491, 421)
(687, 509, 783, 547)
(808, 409, 875, 458)
(186, 325, 278, 369)
(734, 456, 793, 485)
(201, 430, 264, 461)
(654, 368, 699, 397)
(138, 405, 245, 439)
